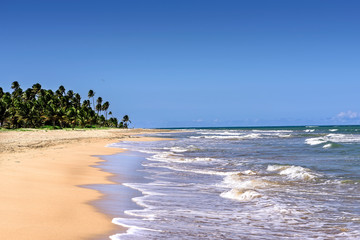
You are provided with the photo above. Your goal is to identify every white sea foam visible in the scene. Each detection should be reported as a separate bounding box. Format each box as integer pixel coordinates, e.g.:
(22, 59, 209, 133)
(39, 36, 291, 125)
(305, 137, 327, 145)
(220, 189, 262, 201)
(192, 131, 294, 140)
(252, 130, 293, 133)
(305, 133, 360, 146)
(329, 129, 339, 132)
(110, 218, 162, 239)
(223, 176, 269, 190)
(164, 146, 188, 152)
(304, 129, 315, 132)
(267, 165, 319, 181)
(323, 143, 332, 149)
(124, 209, 156, 220)
(279, 134, 292, 138)
(171, 166, 238, 176)
(242, 170, 257, 175)
(192, 133, 263, 140)
(146, 151, 216, 164)
(198, 130, 243, 136)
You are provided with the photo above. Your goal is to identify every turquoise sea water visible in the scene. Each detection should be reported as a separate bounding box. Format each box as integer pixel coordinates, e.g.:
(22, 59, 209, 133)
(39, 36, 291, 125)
(102, 126, 360, 239)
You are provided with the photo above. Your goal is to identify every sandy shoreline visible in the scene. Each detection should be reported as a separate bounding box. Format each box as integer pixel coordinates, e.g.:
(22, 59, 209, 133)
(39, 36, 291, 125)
(0, 128, 172, 240)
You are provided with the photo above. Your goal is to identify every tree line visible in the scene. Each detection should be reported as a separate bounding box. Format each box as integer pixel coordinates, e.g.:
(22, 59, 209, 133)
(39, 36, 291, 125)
(0, 81, 131, 129)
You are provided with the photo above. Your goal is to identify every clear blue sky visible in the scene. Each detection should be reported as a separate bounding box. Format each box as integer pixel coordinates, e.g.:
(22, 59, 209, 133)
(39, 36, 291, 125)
(1, 0, 360, 128)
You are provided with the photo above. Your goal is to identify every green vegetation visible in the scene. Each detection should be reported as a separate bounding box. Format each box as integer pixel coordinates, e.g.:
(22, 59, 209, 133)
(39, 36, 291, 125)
(0, 81, 131, 129)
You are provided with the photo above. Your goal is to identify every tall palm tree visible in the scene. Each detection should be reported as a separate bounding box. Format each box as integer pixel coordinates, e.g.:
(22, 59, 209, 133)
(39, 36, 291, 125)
(102, 101, 109, 120)
(95, 103, 102, 115)
(0, 97, 9, 127)
(96, 97, 103, 115)
(88, 90, 95, 110)
(74, 93, 81, 108)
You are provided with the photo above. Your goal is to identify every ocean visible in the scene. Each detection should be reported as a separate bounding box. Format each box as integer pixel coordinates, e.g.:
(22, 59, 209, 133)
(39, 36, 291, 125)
(96, 126, 360, 239)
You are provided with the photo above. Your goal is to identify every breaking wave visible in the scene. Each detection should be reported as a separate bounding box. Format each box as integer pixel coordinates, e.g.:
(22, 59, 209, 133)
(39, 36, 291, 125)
(267, 165, 320, 181)
(305, 133, 360, 146)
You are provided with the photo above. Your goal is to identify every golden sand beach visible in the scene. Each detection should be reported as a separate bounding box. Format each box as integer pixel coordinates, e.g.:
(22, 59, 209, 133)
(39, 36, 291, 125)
(0, 129, 170, 240)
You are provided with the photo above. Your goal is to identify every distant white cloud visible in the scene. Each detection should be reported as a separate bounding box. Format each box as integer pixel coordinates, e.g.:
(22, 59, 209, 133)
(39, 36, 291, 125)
(193, 119, 203, 122)
(334, 111, 360, 124)
(337, 110, 360, 119)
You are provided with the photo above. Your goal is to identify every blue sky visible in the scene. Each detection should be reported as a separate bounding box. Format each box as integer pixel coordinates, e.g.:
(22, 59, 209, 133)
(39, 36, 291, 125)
(1, 0, 360, 128)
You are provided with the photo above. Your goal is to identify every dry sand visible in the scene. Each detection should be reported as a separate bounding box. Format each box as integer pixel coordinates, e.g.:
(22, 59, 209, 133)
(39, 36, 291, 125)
(0, 128, 172, 240)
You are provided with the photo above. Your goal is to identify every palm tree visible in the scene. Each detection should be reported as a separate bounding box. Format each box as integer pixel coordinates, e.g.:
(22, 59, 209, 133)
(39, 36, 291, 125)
(82, 100, 90, 108)
(22, 88, 33, 102)
(88, 90, 95, 110)
(108, 117, 118, 127)
(74, 93, 81, 108)
(32, 83, 42, 96)
(58, 85, 65, 96)
(95, 103, 102, 115)
(122, 115, 131, 128)
(102, 101, 109, 120)
(67, 90, 74, 98)
(0, 97, 9, 127)
(42, 103, 59, 128)
(11, 81, 20, 90)
(1, 81, 123, 129)
(96, 97, 103, 115)
(66, 107, 78, 129)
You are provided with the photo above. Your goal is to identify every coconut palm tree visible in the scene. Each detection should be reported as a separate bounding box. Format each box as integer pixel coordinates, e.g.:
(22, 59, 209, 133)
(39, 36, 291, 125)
(122, 115, 131, 128)
(102, 101, 109, 120)
(95, 103, 102, 116)
(11, 81, 20, 90)
(32, 83, 42, 96)
(96, 97, 103, 115)
(58, 85, 65, 96)
(0, 81, 124, 129)
(67, 90, 74, 98)
(88, 90, 95, 110)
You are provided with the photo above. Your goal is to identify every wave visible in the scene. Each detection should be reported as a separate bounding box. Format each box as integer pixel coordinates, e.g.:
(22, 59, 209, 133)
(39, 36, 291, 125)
(144, 161, 238, 176)
(219, 170, 271, 202)
(220, 189, 262, 201)
(163, 145, 201, 153)
(224, 177, 268, 190)
(147, 151, 217, 164)
(163, 146, 188, 152)
(305, 133, 360, 146)
(304, 129, 315, 132)
(190, 133, 262, 140)
(267, 165, 319, 181)
(191, 132, 293, 140)
(322, 143, 343, 149)
(110, 218, 162, 240)
(197, 130, 244, 136)
(252, 130, 293, 133)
